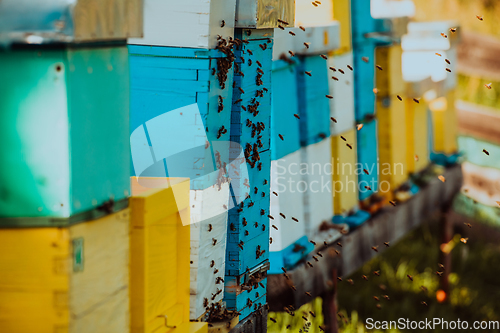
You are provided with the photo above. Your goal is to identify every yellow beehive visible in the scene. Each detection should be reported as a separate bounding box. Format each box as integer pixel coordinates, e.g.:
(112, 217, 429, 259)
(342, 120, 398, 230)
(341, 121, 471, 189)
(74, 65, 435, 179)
(430, 90, 458, 154)
(375, 45, 404, 96)
(130, 177, 207, 333)
(377, 97, 408, 197)
(0, 210, 130, 333)
(406, 98, 430, 174)
(331, 129, 359, 214)
(332, 0, 352, 53)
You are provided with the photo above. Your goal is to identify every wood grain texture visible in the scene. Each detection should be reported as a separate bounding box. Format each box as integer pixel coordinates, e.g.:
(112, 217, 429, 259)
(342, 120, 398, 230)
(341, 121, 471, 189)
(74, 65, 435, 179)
(456, 100, 500, 145)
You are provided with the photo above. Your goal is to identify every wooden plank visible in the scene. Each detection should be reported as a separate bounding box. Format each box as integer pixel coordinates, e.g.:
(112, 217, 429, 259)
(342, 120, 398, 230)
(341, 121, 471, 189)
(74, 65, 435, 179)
(456, 100, 500, 145)
(406, 100, 430, 174)
(268, 164, 462, 310)
(375, 45, 405, 96)
(328, 51, 355, 136)
(430, 90, 458, 154)
(462, 161, 500, 208)
(457, 31, 500, 81)
(332, 0, 352, 53)
(295, 0, 334, 27)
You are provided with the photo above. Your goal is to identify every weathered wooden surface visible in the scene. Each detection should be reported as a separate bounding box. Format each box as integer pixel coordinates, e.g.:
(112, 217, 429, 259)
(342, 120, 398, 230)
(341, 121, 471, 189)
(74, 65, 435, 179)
(456, 100, 500, 145)
(268, 164, 463, 311)
(457, 32, 500, 80)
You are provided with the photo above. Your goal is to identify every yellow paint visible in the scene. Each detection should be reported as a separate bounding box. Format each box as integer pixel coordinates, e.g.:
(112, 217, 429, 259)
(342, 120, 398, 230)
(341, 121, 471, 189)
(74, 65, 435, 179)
(406, 99, 430, 173)
(375, 45, 404, 96)
(430, 91, 458, 154)
(332, 0, 352, 53)
(130, 177, 204, 333)
(331, 129, 359, 214)
(377, 97, 408, 194)
(0, 210, 130, 333)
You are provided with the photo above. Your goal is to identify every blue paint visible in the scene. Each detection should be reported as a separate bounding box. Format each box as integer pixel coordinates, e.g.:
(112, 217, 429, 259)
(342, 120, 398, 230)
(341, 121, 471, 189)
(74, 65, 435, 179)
(225, 277, 267, 313)
(350, 0, 394, 46)
(271, 59, 301, 160)
(236, 294, 267, 320)
(268, 235, 315, 274)
(230, 29, 273, 153)
(332, 209, 371, 229)
(296, 55, 331, 146)
(356, 118, 378, 201)
(352, 41, 376, 121)
(225, 233, 269, 276)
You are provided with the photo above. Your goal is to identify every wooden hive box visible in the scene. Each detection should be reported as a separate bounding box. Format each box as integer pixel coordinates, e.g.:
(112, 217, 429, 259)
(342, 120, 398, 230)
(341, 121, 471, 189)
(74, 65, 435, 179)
(332, 0, 353, 53)
(0, 46, 130, 225)
(352, 41, 376, 122)
(430, 90, 458, 154)
(405, 98, 430, 174)
(356, 119, 379, 201)
(328, 51, 355, 136)
(0, 209, 130, 333)
(235, 0, 295, 29)
(375, 45, 404, 97)
(130, 177, 207, 332)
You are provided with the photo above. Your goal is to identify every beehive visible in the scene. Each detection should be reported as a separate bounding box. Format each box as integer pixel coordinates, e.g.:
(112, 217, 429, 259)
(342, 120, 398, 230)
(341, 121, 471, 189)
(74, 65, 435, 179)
(331, 129, 359, 215)
(0, 46, 130, 224)
(406, 98, 430, 174)
(235, 0, 295, 29)
(0, 210, 130, 333)
(130, 177, 208, 331)
(300, 137, 334, 237)
(128, 0, 236, 49)
(352, 41, 376, 121)
(328, 51, 355, 135)
(375, 45, 404, 97)
(356, 119, 379, 200)
(430, 91, 458, 154)
(225, 275, 268, 320)
(332, 0, 353, 53)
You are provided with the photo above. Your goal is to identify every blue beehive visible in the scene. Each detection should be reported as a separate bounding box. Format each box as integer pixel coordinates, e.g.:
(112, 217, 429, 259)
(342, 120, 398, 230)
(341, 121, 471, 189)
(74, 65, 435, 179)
(226, 149, 271, 277)
(296, 55, 330, 146)
(230, 28, 273, 153)
(356, 118, 379, 201)
(129, 45, 234, 190)
(225, 276, 267, 319)
(271, 59, 301, 160)
(353, 41, 377, 121)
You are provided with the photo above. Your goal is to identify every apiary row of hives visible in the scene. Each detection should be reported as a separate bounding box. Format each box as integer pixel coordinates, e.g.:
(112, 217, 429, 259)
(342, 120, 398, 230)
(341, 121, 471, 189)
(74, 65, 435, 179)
(0, 0, 460, 332)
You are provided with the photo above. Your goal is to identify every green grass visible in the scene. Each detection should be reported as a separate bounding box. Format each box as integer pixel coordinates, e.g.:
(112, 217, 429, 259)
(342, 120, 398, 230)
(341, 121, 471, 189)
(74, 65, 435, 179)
(457, 74, 500, 110)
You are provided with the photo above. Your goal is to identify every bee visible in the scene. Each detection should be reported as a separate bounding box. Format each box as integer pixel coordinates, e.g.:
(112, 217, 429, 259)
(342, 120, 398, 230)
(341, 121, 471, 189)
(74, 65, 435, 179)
(299, 26, 306, 31)
(362, 56, 369, 63)
(346, 143, 353, 149)
(483, 149, 490, 155)
(241, 105, 247, 111)
(407, 274, 413, 281)
(324, 241, 328, 246)
(347, 65, 353, 71)
(362, 275, 368, 281)
(413, 98, 420, 103)
(376, 65, 383, 71)
(281, 267, 287, 273)
(415, 155, 419, 161)
(338, 69, 344, 75)
(254, 222, 259, 228)
(307, 261, 313, 268)
(238, 242, 244, 250)
(420, 285, 428, 292)
(312, 1, 318, 7)
(445, 58, 451, 64)
(363, 168, 369, 175)
(272, 225, 278, 230)
(256, 60, 262, 67)
(331, 117, 337, 123)
(329, 66, 337, 71)
(305, 71, 312, 76)
(337, 276, 342, 281)
(476, 15, 483, 21)
(347, 279, 354, 285)
(245, 230, 249, 236)
(279, 134, 284, 141)
(292, 217, 299, 222)
(340, 135, 347, 141)
(438, 175, 446, 182)
(320, 54, 327, 60)
(212, 238, 217, 245)
(331, 76, 339, 81)
(208, 224, 213, 232)
(247, 49, 253, 55)
(383, 295, 390, 301)
(397, 95, 402, 101)
(270, 317, 276, 323)
(446, 68, 452, 72)
(373, 270, 380, 276)
(291, 285, 296, 291)
(441, 33, 447, 38)
(289, 31, 296, 36)
(270, 237, 273, 244)
(371, 246, 378, 252)
(239, 87, 245, 94)
(190, 260, 193, 264)
(221, 20, 225, 28)
(496, 201, 500, 206)
(450, 27, 457, 33)
(421, 301, 428, 306)
(294, 113, 300, 119)
(435, 52, 442, 56)
(280, 213, 286, 219)
(278, 19, 289, 25)
(464, 222, 472, 228)
(373, 88, 378, 94)
(309, 311, 316, 318)
(305, 292, 312, 297)
(242, 218, 247, 226)
(278, 25, 285, 30)
(310, 240, 316, 245)
(485, 83, 492, 89)
(204, 298, 209, 307)
(373, 296, 380, 301)
(234, 98, 242, 105)
(337, 242, 342, 247)
(376, 304, 382, 310)
(334, 249, 340, 255)
(357, 124, 363, 130)
(389, 201, 396, 206)
(365, 185, 372, 191)
(317, 251, 323, 257)
(214, 268, 219, 274)
(319, 325, 326, 331)
(384, 242, 390, 247)
(289, 50, 295, 57)
(268, 214, 274, 220)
